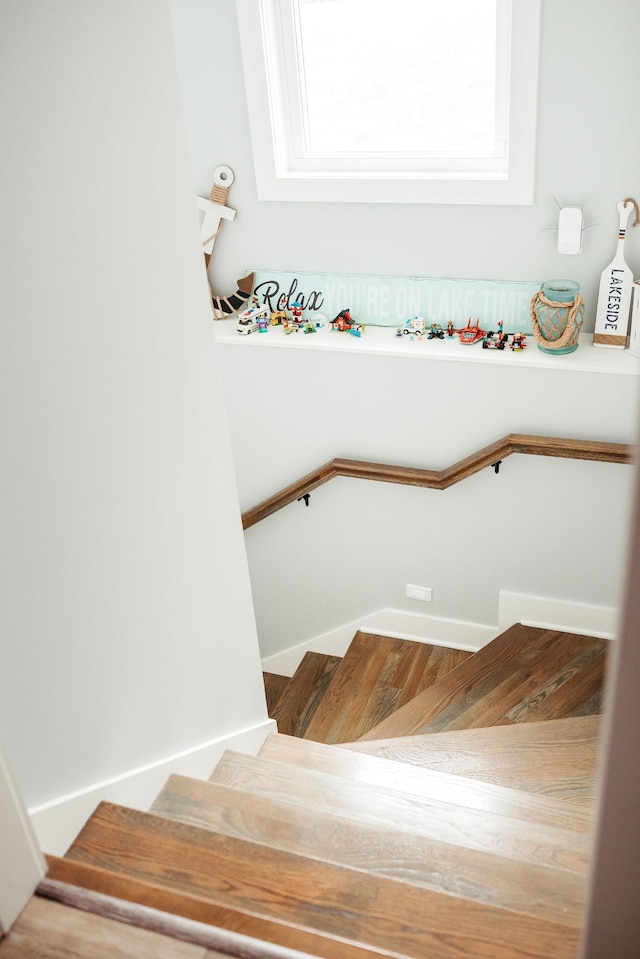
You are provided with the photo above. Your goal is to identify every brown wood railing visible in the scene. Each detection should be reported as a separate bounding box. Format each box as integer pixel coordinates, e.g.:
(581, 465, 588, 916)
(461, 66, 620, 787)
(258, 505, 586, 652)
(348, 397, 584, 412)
(241, 433, 634, 530)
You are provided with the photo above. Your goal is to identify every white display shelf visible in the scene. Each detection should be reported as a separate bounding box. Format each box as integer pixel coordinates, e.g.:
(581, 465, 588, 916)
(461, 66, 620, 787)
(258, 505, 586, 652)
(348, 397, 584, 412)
(213, 321, 640, 377)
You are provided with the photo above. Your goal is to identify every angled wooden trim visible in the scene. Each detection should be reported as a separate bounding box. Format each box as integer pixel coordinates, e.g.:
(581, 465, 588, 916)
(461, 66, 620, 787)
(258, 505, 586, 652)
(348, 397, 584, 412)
(241, 461, 337, 530)
(40, 858, 324, 959)
(241, 435, 634, 530)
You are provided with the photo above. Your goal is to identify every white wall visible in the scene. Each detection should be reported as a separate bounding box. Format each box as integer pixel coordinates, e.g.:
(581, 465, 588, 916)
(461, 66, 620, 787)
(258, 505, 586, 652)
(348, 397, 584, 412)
(170, 0, 640, 657)
(171, 0, 640, 314)
(230, 348, 638, 655)
(0, 0, 268, 829)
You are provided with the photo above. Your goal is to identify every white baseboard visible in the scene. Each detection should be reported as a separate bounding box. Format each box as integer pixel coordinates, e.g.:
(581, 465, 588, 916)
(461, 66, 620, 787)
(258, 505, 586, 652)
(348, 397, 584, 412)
(29, 718, 276, 857)
(498, 591, 619, 640)
(261, 608, 497, 676)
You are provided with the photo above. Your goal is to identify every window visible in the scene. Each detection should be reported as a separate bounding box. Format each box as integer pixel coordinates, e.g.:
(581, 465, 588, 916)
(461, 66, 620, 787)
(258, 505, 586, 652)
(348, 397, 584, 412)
(236, 0, 541, 204)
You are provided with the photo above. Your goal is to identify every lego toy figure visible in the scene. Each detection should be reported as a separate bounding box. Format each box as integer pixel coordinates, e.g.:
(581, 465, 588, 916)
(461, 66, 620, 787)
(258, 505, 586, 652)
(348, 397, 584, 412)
(237, 302, 270, 335)
(446, 319, 456, 338)
(397, 316, 425, 338)
(457, 318, 486, 344)
(290, 300, 304, 328)
(428, 323, 445, 340)
(482, 331, 506, 350)
(331, 309, 353, 332)
(510, 332, 527, 351)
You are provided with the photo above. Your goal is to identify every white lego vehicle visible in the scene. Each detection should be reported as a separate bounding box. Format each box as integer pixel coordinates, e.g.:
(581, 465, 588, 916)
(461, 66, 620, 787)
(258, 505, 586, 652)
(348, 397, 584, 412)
(237, 304, 270, 335)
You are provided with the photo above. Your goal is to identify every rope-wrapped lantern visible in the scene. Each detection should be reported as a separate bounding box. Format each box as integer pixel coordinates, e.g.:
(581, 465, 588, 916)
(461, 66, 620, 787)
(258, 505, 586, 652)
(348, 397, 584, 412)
(530, 280, 585, 354)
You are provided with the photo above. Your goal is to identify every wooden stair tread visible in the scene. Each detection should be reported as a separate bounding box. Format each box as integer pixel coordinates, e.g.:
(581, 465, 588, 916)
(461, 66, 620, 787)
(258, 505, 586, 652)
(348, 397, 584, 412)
(260, 732, 593, 833)
(302, 631, 472, 744)
(210, 750, 590, 873)
(356, 625, 607, 741)
(45, 855, 379, 959)
(341, 716, 600, 805)
(0, 895, 208, 959)
(408, 631, 606, 735)
(64, 802, 580, 959)
(506, 647, 607, 723)
(262, 671, 290, 716)
(152, 773, 586, 927)
(270, 651, 341, 737)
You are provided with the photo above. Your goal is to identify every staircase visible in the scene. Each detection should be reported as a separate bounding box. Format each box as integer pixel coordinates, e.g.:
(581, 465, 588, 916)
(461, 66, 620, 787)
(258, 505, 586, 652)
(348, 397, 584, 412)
(7, 623, 608, 959)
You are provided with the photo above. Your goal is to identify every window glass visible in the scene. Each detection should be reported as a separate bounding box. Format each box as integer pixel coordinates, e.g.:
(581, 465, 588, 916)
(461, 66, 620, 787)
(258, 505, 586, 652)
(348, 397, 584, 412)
(295, 0, 499, 158)
(236, 0, 540, 203)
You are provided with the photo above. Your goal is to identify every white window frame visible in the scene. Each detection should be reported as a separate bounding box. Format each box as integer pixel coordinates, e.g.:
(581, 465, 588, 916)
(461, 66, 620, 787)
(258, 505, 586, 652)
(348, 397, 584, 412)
(235, 0, 541, 205)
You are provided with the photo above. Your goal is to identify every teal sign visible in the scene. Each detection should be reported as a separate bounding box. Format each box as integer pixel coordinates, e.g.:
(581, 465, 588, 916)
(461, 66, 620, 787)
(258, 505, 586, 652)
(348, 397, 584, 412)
(251, 269, 541, 334)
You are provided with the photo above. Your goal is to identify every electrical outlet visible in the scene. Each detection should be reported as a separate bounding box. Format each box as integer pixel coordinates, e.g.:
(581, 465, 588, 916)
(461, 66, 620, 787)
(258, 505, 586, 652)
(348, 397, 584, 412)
(406, 584, 432, 602)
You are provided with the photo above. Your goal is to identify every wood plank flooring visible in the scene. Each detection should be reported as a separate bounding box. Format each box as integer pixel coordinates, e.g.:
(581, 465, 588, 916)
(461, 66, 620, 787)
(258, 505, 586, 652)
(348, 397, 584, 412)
(262, 671, 289, 716)
(45, 856, 379, 959)
(0, 896, 208, 959)
(342, 716, 600, 805)
(209, 750, 590, 873)
(63, 802, 581, 959)
(44, 624, 610, 959)
(259, 732, 593, 833)
(356, 625, 607, 741)
(269, 651, 341, 737)
(152, 773, 586, 927)
(300, 632, 472, 743)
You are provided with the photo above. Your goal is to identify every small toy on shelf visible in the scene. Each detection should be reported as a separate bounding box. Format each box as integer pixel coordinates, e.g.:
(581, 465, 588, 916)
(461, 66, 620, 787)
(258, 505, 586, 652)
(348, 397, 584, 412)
(396, 316, 425, 338)
(290, 300, 304, 325)
(510, 332, 527, 351)
(428, 322, 445, 340)
(270, 310, 287, 326)
(257, 315, 269, 333)
(330, 309, 354, 332)
(303, 320, 317, 334)
(482, 330, 506, 350)
(457, 318, 486, 345)
(349, 324, 366, 337)
(446, 319, 456, 338)
(237, 301, 270, 335)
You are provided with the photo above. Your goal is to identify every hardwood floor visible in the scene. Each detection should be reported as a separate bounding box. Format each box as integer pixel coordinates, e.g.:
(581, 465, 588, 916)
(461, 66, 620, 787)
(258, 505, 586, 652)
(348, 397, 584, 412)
(269, 651, 341, 737)
(24, 623, 608, 959)
(208, 750, 590, 872)
(152, 773, 586, 926)
(262, 671, 289, 716)
(63, 802, 581, 959)
(0, 896, 208, 959)
(285, 632, 472, 743)
(259, 731, 594, 833)
(355, 625, 607, 740)
(343, 716, 601, 805)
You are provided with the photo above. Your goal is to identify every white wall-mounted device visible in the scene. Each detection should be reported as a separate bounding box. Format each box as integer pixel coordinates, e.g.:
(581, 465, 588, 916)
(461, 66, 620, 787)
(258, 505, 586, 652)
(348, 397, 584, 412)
(558, 206, 584, 254)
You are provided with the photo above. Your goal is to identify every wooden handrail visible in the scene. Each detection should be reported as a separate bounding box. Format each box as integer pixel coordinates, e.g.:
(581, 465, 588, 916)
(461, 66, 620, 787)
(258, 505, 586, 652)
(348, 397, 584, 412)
(241, 433, 634, 530)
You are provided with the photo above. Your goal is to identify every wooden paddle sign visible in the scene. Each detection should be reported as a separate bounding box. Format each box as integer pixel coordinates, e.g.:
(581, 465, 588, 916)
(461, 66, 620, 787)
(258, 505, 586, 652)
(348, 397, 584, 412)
(593, 198, 639, 348)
